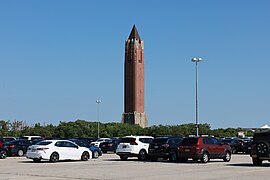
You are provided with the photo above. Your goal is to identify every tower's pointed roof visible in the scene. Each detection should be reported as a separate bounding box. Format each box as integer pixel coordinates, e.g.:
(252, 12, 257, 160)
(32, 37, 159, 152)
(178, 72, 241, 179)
(128, 25, 141, 41)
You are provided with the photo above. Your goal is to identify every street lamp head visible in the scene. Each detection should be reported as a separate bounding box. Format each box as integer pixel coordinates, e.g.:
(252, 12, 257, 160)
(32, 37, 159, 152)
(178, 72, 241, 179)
(96, 100, 102, 104)
(191, 58, 203, 62)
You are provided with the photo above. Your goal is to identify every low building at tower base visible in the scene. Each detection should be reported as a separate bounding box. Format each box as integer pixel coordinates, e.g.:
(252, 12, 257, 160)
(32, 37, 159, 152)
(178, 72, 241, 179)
(122, 112, 148, 128)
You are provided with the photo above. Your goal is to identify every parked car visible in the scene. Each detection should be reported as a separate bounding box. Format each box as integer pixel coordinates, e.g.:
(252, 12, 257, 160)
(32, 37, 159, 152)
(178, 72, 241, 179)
(116, 136, 153, 161)
(26, 140, 92, 163)
(69, 138, 102, 158)
(90, 138, 111, 147)
(250, 131, 270, 166)
(99, 138, 120, 153)
(221, 138, 244, 154)
(242, 138, 253, 154)
(4, 139, 33, 156)
(176, 137, 232, 163)
(0, 137, 16, 147)
(148, 136, 182, 162)
(0, 146, 8, 159)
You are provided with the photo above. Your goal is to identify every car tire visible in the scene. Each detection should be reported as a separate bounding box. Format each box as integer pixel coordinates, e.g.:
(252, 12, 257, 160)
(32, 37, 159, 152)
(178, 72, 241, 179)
(138, 150, 147, 161)
(252, 158, 263, 166)
(50, 152, 59, 163)
(201, 152, 209, 163)
(0, 150, 8, 159)
(81, 151, 89, 161)
(33, 158, 41, 163)
(120, 155, 128, 161)
(93, 150, 99, 159)
(17, 149, 24, 157)
(256, 141, 269, 155)
(223, 151, 231, 162)
(169, 151, 178, 162)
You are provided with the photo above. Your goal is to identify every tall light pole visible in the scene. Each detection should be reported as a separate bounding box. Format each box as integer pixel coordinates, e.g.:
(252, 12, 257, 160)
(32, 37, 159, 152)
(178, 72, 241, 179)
(191, 58, 202, 137)
(96, 99, 101, 138)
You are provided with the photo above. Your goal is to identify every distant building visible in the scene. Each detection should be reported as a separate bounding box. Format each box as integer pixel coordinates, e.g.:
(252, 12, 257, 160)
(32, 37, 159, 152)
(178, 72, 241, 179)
(122, 25, 148, 128)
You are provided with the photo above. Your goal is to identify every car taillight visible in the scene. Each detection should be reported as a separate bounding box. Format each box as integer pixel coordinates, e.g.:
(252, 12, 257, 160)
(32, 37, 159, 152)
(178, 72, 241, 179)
(130, 141, 138, 145)
(37, 147, 49, 150)
(8, 145, 15, 148)
(108, 143, 113, 147)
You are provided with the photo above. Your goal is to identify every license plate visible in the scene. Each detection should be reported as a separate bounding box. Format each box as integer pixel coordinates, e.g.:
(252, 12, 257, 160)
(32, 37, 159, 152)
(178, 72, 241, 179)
(185, 149, 190, 152)
(154, 146, 158, 149)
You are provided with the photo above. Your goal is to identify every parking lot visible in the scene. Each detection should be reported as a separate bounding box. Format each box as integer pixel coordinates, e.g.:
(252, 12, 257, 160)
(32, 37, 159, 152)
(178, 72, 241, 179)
(0, 154, 269, 180)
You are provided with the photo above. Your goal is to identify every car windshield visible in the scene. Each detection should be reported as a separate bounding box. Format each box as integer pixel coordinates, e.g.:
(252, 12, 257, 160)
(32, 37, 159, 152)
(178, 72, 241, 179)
(35, 141, 52, 146)
(181, 138, 198, 145)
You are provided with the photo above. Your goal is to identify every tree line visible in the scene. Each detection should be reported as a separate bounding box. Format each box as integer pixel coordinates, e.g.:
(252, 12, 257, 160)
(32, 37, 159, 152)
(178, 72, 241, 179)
(0, 119, 253, 138)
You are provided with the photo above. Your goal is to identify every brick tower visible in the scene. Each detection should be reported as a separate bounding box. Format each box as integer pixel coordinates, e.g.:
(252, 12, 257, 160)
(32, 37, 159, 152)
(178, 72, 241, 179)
(122, 25, 148, 128)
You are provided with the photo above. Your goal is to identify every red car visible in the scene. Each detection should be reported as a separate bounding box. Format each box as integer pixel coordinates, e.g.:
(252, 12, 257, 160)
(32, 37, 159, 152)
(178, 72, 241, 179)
(175, 137, 232, 163)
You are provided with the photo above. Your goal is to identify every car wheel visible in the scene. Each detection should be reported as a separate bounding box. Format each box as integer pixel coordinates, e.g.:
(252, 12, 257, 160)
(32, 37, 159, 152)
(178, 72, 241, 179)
(138, 150, 147, 161)
(0, 150, 8, 159)
(169, 151, 178, 162)
(103, 150, 107, 153)
(256, 141, 269, 155)
(93, 150, 99, 159)
(252, 158, 263, 166)
(81, 151, 89, 161)
(201, 152, 209, 163)
(50, 152, 59, 163)
(33, 158, 41, 163)
(120, 155, 128, 161)
(17, 149, 24, 157)
(223, 151, 231, 162)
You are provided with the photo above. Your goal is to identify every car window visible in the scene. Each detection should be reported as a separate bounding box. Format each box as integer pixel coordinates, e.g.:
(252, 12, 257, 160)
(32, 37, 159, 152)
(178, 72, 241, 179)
(35, 141, 52, 146)
(203, 138, 211, 144)
(181, 138, 198, 145)
(120, 138, 136, 143)
(139, 138, 152, 144)
(211, 138, 220, 144)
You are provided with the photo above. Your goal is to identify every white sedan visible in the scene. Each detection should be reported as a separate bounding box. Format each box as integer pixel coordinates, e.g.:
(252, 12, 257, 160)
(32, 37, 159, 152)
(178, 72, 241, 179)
(26, 140, 92, 162)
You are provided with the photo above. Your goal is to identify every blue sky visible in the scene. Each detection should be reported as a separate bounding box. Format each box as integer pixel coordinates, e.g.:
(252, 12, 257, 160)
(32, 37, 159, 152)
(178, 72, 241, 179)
(0, 1, 269, 129)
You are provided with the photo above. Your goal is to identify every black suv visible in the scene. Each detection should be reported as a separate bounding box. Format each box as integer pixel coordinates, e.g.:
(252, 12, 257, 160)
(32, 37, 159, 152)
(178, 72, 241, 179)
(250, 131, 270, 166)
(148, 136, 182, 162)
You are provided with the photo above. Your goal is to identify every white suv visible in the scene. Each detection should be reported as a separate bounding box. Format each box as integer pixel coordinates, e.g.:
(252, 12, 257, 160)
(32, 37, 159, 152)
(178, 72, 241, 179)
(116, 136, 153, 161)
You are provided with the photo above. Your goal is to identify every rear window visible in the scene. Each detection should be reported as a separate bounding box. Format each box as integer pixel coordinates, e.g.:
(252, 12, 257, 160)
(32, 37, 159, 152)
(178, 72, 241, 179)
(120, 138, 136, 143)
(35, 141, 52, 146)
(151, 138, 169, 144)
(139, 138, 152, 144)
(181, 138, 198, 145)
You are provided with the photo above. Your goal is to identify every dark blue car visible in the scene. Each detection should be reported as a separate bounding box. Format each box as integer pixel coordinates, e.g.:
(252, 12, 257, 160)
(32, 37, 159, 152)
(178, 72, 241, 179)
(69, 139, 102, 158)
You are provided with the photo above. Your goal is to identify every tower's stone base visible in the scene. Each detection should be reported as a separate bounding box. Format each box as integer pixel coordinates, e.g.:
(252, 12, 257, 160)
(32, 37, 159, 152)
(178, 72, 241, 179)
(122, 112, 148, 128)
